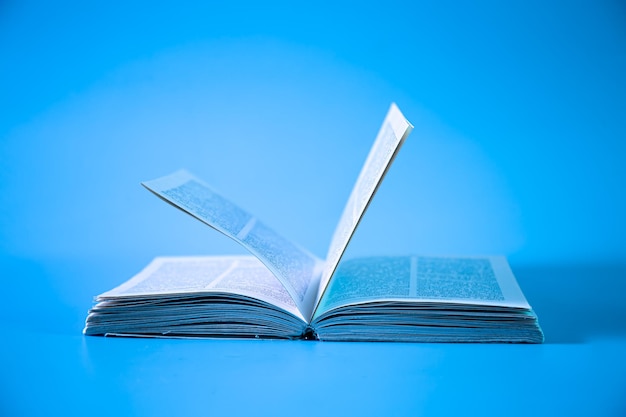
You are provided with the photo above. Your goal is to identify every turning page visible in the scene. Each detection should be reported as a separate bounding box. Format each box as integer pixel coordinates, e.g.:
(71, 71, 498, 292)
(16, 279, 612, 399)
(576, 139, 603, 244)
(142, 171, 323, 319)
(312, 103, 413, 316)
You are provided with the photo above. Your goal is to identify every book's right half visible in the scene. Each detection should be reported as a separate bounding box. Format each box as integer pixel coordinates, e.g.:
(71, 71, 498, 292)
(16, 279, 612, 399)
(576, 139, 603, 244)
(310, 256, 544, 343)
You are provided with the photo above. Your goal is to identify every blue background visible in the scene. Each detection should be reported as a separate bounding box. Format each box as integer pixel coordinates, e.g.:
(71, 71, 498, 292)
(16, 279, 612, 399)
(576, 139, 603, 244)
(1, 1, 625, 416)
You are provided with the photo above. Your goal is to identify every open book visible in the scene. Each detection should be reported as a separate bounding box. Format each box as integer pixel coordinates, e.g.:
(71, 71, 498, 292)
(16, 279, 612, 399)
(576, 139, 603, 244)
(84, 104, 543, 343)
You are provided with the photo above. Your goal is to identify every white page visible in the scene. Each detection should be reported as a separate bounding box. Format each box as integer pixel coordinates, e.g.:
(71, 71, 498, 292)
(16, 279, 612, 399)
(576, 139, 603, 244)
(312, 256, 531, 320)
(312, 103, 413, 316)
(141, 172, 323, 319)
(97, 255, 307, 323)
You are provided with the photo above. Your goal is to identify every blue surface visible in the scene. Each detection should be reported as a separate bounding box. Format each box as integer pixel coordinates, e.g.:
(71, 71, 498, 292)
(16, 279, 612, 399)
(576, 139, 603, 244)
(1, 1, 625, 416)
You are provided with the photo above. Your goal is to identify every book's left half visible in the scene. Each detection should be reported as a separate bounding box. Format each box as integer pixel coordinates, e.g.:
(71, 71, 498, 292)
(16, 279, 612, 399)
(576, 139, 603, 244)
(83, 255, 309, 338)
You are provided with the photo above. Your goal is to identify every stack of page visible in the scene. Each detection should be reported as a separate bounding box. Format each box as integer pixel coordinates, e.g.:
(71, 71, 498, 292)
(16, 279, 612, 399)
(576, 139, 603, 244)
(84, 104, 543, 343)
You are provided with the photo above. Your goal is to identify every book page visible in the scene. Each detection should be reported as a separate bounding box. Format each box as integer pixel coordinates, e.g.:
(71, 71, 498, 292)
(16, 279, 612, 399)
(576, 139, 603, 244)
(98, 255, 307, 323)
(312, 256, 531, 320)
(312, 103, 413, 317)
(142, 172, 322, 318)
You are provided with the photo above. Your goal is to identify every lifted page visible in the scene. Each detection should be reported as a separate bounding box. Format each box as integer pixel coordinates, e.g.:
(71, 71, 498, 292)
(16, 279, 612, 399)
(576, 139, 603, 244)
(142, 171, 322, 319)
(313, 103, 413, 317)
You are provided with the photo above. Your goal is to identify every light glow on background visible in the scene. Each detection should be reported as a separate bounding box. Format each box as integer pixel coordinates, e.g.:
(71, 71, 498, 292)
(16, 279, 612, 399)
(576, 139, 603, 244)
(0, 1, 624, 266)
